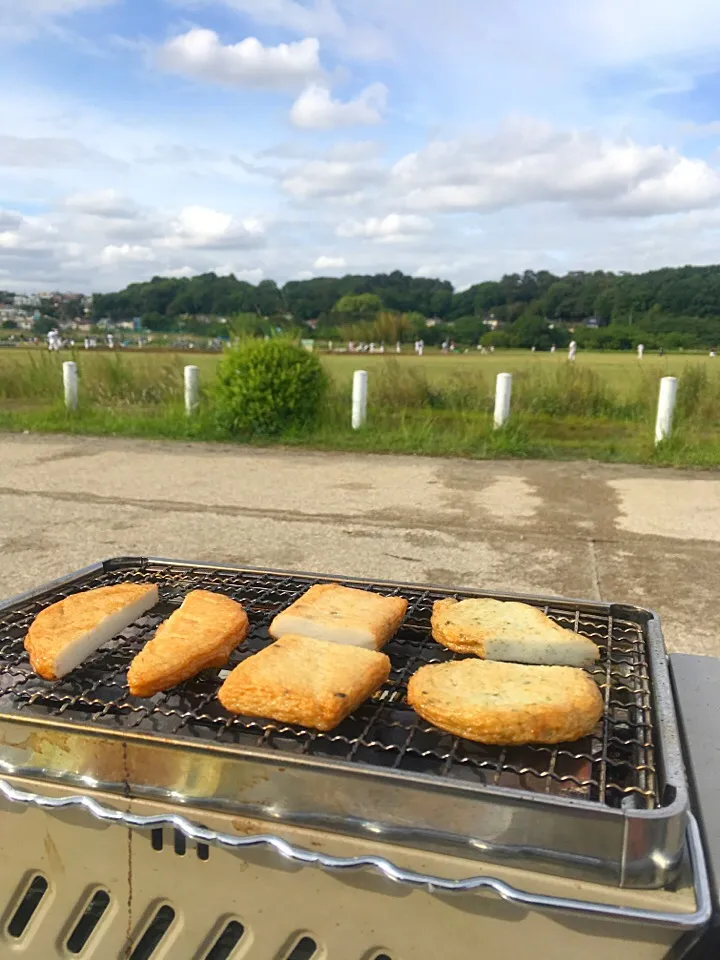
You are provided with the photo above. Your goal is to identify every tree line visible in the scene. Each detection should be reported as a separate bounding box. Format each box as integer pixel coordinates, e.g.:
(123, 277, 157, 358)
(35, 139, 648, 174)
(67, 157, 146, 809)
(89, 265, 720, 348)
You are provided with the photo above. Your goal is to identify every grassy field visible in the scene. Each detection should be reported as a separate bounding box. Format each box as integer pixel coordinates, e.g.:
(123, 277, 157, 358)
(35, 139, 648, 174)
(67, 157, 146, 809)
(1, 346, 719, 466)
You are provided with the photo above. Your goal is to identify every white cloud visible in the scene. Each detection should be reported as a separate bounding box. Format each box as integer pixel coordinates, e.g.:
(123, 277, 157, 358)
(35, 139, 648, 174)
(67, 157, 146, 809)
(194, 0, 391, 60)
(0, 210, 23, 231)
(336, 213, 432, 242)
(0, 0, 110, 12)
(208, 0, 345, 38)
(567, 0, 720, 65)
(100, 244, 155, 265)
(158, 205, 267, 250)
(156, 29, 322, 91)
(159, 265, 196, 279)
(233, 267, 265, 283)
(290, 82, 387, 129)
(314, 254, 346, 270)
(0, 135, 113, 167)
(392, 122, 720, 217)
(64, 189, 139, 218)
(0, 0, 113, 40)
(585, 157, 720, 217)
(281, 158, 384, 200)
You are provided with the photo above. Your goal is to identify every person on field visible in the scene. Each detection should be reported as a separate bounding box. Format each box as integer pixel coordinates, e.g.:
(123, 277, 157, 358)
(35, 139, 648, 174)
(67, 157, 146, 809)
(568, 340, 577, 361)
(637, 343, 645, 359)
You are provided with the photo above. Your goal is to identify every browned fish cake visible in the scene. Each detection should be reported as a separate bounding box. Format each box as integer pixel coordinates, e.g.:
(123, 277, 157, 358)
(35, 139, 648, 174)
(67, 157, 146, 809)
(25, 583, 158, 681)
(431, 597, 600, 667)
(217, 634, 391, 731)
(269, 582, 408, 650)
(127, 590, 249, 698)
(407, 659, 603, 745)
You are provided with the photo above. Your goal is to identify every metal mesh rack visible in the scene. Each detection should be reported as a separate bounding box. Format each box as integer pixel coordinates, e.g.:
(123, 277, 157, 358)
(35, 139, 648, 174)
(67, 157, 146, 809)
(0, 559, 657, 811)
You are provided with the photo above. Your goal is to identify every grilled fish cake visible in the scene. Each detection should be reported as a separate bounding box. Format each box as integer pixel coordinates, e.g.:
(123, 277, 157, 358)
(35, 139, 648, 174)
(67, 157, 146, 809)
(218, 634, 391, 731)
(269, 582, 407, 650)
(431, 598, 600, 667)
(127, 590, 248, 698)
(408, 659, 603, 745)
(25, 583, 158, 680)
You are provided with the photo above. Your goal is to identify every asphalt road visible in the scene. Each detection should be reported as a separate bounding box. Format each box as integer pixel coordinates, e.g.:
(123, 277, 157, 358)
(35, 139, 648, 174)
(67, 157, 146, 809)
(1, 433, 719, 653)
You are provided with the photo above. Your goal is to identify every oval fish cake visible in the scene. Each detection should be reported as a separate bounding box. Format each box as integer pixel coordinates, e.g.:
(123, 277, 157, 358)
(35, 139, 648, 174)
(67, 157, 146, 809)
(407, 659, 603, 745)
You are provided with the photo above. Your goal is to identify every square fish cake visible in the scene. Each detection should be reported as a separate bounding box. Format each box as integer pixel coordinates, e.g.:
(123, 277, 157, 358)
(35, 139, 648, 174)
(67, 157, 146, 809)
(218, 634, 391, 731)
(269, 582, 407, 650)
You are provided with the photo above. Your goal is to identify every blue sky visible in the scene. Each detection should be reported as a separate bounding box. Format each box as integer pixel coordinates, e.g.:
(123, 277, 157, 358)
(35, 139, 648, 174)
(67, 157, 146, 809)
(4, 0, 720, 292)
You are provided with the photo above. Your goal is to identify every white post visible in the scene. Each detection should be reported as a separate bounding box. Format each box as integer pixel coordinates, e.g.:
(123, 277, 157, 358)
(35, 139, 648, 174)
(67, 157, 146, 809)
(494, 372, 512, 429)
(62, 361, 78, 411)
(352, 370, 368, 430)
(184, 364, 199, 416)
(655, 376, 677, 445)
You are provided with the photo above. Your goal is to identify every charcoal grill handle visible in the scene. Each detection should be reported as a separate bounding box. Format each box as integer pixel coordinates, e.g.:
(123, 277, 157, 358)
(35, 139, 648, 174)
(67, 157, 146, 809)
(0, 777, 711, 927)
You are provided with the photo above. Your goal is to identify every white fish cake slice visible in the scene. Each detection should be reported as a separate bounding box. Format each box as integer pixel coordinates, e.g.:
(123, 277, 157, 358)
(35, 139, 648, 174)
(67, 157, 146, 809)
(269, 582, 408, 650)
(24, 583, 158, 680)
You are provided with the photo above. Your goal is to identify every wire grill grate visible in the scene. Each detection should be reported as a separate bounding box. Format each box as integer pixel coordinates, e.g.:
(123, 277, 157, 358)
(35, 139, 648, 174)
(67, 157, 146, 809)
(0, 562, 658, 810)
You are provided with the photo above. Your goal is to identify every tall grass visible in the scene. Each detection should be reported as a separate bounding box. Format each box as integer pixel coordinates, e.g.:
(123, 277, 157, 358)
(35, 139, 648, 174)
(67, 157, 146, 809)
(0, 351, 63, 400)
(1, 352, 720, 466)
(0, 352, 185, 406)
(513, 364, 637, 418)
(82, 354, 184, 406)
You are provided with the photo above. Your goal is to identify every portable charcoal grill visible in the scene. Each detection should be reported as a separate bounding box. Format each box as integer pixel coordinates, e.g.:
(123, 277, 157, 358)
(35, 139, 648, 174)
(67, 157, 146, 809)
(0, 557, 717, 960)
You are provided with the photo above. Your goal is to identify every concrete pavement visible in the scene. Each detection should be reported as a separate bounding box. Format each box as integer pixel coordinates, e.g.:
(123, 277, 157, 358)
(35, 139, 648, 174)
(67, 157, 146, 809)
(1, 433, 719, 653)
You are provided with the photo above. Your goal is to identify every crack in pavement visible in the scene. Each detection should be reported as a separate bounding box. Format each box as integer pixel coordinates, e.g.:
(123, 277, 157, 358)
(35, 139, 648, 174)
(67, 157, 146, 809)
(0, 483, 632, 545)
(588, 540, 602, 600)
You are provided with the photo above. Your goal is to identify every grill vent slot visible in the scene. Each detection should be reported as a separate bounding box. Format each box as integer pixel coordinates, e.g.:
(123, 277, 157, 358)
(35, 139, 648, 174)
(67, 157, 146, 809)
(173, 830, 186, 856)
(204, 920, 245, 959)
(129, 904, 176, 960)
(151, 827, 210, 859)
(66, 889, 111, 954)
(7, 874, 49, 939)
(286, 937, 318, 959)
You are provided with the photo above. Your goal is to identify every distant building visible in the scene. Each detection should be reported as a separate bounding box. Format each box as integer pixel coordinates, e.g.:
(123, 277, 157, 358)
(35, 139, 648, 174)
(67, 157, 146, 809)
(13, 294, 40, 308)
(584, 316, 600, 328)
(0, 306, 34, 330)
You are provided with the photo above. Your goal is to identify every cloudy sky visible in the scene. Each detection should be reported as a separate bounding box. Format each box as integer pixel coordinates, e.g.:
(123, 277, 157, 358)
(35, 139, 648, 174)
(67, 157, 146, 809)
(5, 1, 720, 292)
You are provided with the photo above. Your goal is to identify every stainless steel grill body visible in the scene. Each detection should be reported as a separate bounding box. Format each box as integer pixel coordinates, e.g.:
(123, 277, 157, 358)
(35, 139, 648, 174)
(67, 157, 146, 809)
(0, 558, 690, 888)
(0, 775, 710, 960)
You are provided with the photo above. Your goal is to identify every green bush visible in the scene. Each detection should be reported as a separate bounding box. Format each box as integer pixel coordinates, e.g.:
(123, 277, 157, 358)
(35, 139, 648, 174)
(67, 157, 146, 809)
(214, 338, 328, 436)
